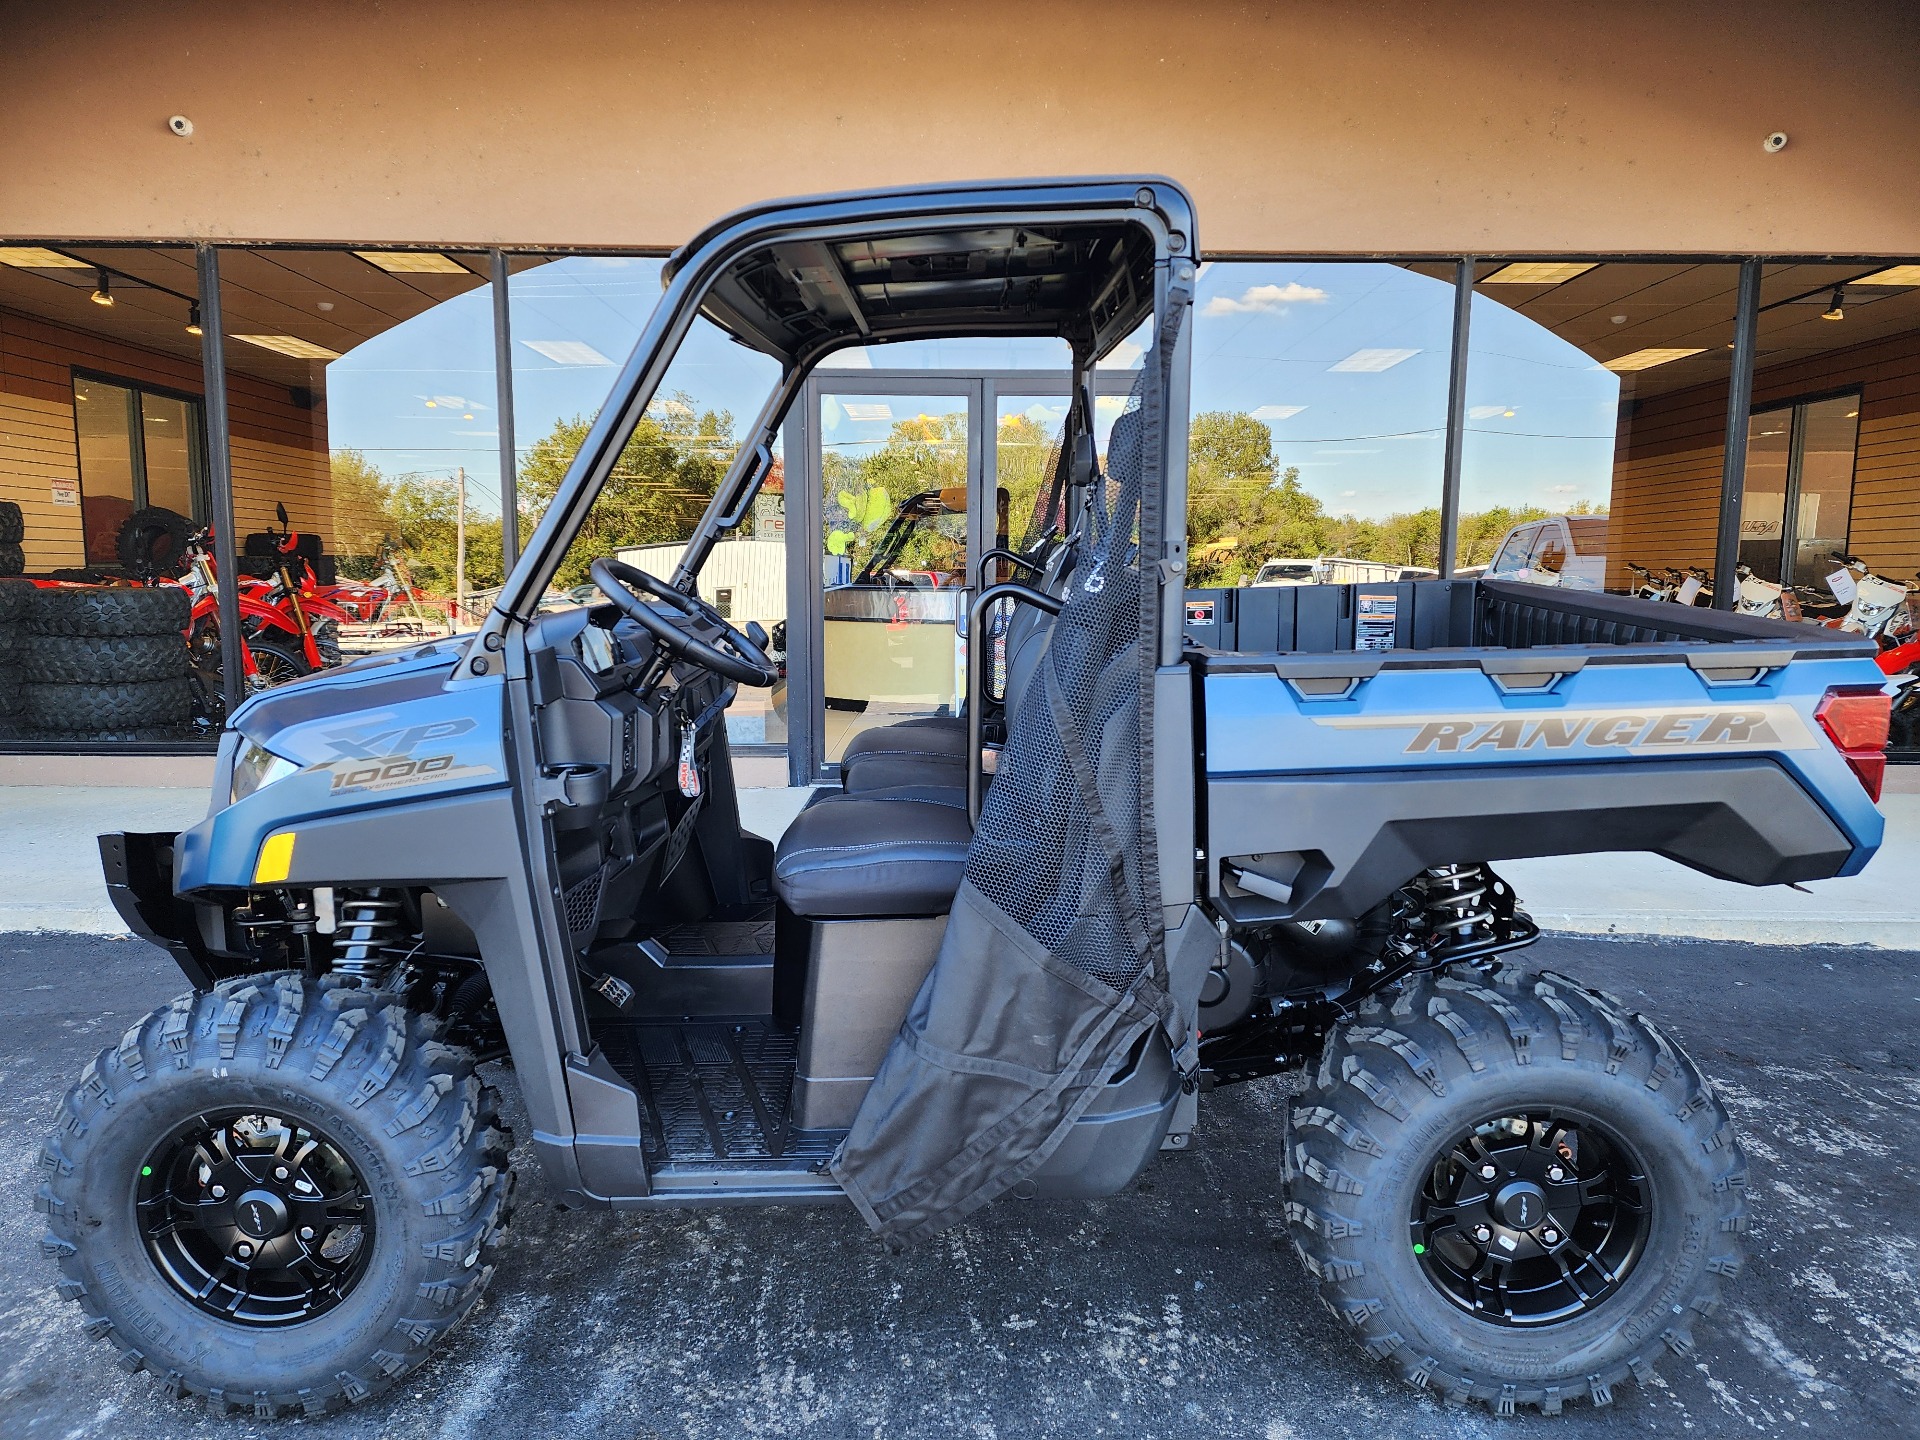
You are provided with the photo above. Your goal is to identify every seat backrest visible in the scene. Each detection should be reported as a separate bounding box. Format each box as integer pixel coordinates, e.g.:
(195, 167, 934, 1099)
(1001, 404, 1142, 730)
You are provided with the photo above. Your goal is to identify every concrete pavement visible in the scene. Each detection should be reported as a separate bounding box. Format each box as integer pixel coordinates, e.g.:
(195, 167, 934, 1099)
(2, 931, 1916, 1437)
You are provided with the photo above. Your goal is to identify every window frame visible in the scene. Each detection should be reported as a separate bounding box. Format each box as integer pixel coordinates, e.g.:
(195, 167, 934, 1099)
(1743, 385, 1863, 586)
(70, 367, 211, 538)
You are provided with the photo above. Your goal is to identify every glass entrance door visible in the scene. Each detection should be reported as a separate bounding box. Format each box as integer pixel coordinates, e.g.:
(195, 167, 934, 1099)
(816, 389, 976, 763)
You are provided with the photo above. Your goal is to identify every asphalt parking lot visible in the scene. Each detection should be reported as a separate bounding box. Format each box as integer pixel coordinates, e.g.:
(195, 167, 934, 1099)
(2, 931, 1916, 1439)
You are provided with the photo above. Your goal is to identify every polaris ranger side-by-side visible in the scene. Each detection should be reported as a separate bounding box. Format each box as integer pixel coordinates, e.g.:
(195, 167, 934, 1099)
(41, 179, 1890, 1418)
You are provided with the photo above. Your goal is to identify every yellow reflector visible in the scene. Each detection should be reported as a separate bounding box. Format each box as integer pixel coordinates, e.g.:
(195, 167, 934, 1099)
(254, 832, 296, 885)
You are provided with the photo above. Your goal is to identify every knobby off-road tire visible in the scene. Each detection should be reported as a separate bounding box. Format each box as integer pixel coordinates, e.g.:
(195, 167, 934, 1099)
(24, 676, 193, 730)
(37, 974, 515, 1417)
(29, 583, 191, 637)
(1284, 962, 1747, 1417)
(22, 632, 189, 684)
(0, 541, 23, 576)
(0, 498, 23, 543)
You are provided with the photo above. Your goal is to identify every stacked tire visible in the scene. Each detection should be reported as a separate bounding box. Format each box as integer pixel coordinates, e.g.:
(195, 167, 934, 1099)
(23, 586, 193, 741)
(0, 500, 23, 577)
(0, 580, 28, 740)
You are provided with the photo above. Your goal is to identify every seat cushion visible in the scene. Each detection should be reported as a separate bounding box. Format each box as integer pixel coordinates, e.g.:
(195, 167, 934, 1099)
(774, 791, 973, 918)
(840, 719, 970, 793)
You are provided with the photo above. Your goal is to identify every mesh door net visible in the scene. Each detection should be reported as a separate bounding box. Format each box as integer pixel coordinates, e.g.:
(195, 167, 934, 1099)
(832, 313, 1186, 1245)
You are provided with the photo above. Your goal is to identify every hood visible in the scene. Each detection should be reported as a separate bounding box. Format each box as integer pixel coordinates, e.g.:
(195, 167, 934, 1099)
(231, 643, 464, 756)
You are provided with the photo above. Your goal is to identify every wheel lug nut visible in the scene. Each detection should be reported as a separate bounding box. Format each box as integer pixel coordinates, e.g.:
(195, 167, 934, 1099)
(1547, 1165, 1566, 1182)
(1478, 1164, 1497, 1181)
(1473, 1224, 1492, 1244)
(275, 1166, 290, 1181)
(1542, 1228, 1560, 1245)
(235, 1242, 253, 1259)
(210, 1184, 226, 1198)
(299, 1226, 315, 1241)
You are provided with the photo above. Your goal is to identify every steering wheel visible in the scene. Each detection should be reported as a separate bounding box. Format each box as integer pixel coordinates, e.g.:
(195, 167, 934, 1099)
(588, 557, 778, 687)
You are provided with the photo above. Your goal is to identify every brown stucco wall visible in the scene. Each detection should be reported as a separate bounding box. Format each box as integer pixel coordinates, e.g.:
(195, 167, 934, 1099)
(1, 1, 1916, 256)
(0, 311, 330, 571)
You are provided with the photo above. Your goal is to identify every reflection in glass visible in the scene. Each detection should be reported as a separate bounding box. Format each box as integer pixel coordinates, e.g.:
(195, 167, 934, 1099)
(818, 392, 972, 760)
(1739, 411, 1793, 582)
(995, 393, 1068, 554)
(1792, 396, 1860, 584)
(140, 393, 196, 519)
(73, 377, 137, 564)
(1186, 262, 1454, 585)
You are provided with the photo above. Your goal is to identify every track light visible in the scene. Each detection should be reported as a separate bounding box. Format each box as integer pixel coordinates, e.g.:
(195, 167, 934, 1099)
(90, 270, 114, 307)
(185, 302, 203, 336)
(1822, 286, 1845, 321)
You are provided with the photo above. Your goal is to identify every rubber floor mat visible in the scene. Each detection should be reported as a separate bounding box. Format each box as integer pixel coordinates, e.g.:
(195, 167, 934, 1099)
(597, 1019, 836, 1168)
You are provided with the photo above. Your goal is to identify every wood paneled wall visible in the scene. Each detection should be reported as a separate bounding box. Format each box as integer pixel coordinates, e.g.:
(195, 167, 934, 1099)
(0, 309, 330, 570)
(1605, 328, 1920, 591)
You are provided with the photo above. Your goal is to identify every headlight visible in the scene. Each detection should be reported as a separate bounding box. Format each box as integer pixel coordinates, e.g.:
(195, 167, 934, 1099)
(230, 738, 299, 803)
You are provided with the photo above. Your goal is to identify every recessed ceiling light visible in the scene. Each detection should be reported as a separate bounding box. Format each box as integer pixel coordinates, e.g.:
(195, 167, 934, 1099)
(1603, 347, 1708, 372)
(234, 334, 341, 360)
(0, 246, 89, 268)
(842, 402, 893, 421)
(522, 339, 610, 366)
(354, 251, 469, 275)
(1849, 265, 1920, 287)
(1250, 404, 1306, 422)
(1330, 348, 1420, 373)
(1480, 262, 1597, 286)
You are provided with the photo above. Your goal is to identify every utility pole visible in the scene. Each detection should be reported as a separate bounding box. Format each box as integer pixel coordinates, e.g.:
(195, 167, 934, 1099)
(454, 466, 468, 625)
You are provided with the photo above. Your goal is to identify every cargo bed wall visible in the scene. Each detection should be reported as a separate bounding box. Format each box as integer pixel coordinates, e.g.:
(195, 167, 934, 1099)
(1182, 578, 1870, 657)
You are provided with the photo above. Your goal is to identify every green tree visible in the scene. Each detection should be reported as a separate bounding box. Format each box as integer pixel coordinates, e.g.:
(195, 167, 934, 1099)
(1185, 410, 1332, 585)
(328, 451, 504, 593)
(517, 392, 739, 591)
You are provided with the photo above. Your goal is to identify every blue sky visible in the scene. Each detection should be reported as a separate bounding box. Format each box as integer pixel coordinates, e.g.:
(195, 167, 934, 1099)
(325, 258, 1620, 522)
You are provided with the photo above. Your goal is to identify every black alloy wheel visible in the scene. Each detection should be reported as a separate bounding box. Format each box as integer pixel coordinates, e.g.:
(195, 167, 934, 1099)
(137, 1109, 375, 1327)
(1285, 962, 1748, 1416)
(1410, 1109, 1649, 1327)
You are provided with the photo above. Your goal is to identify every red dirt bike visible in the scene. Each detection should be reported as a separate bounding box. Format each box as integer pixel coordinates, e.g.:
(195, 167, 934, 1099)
(1878, 631, 1920, 755)
(170, 508, 349, 721)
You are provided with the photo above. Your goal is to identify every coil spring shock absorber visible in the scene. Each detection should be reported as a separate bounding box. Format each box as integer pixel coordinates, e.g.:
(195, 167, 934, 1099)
(1420, 863, 1498, 955)
(332, 888, 403, 985)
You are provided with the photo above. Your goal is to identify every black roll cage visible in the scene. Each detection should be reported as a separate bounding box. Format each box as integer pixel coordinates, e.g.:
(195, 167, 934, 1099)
(469, 178, 1194, 667)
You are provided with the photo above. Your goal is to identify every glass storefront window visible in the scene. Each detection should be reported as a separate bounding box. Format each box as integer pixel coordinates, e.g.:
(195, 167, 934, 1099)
(218, 246, 499, 651)
(1741, 395, 1861, 585)
(1463, 263, 1741, 592)
(1186, 261, 1456, 585)
(71, 376, 205, 565)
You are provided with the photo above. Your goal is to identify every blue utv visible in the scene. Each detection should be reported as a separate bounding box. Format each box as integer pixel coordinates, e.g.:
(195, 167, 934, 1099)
(41, 179, 1891, 1418)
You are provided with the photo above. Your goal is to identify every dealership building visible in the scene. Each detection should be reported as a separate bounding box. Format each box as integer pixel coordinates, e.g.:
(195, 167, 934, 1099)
(1, 0, 1915, 769)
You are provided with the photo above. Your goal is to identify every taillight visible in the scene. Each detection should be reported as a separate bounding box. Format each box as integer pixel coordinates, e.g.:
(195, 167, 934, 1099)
(1814, 687, 1891, 801)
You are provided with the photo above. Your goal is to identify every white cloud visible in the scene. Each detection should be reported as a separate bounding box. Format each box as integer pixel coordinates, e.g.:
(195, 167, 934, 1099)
(1203, 282, 1329, 316)
(1250, 404, 1306, 422)
(1100, 338, 1146, 368)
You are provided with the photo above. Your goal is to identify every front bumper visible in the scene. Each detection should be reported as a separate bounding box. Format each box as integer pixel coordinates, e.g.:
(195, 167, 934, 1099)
(99, 831, 222, 989)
